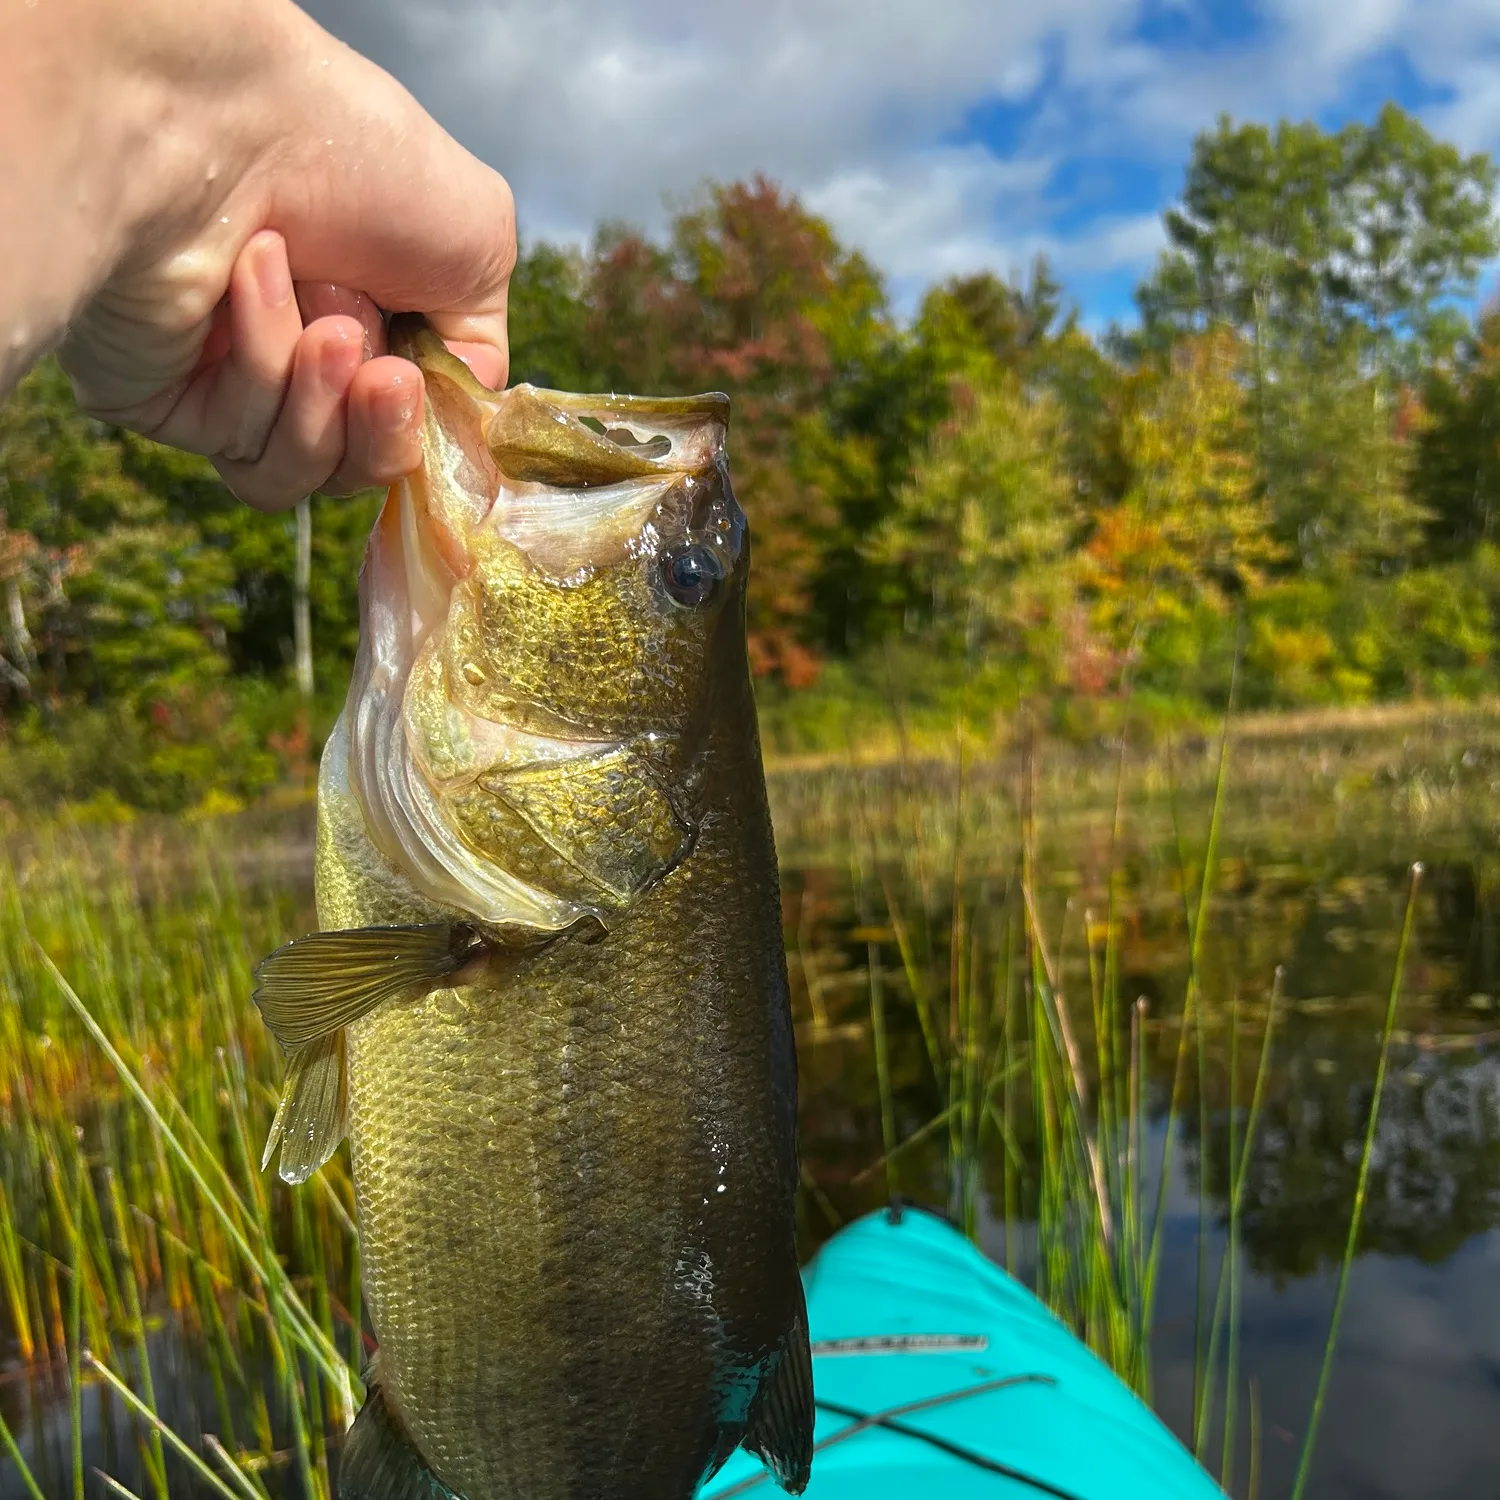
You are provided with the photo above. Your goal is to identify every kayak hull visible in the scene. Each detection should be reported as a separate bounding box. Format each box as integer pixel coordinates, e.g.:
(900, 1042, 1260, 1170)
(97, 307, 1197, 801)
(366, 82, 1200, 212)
(702, 1205, 1220, 1500)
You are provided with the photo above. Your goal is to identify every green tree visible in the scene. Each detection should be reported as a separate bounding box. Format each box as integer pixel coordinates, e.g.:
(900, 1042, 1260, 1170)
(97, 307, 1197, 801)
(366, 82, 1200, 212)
(871, 369, 1079, 693)
(1138, 104, 1498, 375)
(915, 257, 1069, 374)
(507, 241, 599, 392)
(1259, 336, 1428, 576)
(1086, 330, 1280, 694)
(0, 359, 236, 709)
(1415, 308, 1500, 559)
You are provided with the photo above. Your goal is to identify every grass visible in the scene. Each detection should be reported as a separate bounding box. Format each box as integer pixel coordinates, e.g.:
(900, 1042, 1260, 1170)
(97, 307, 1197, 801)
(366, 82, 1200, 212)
(781, 703, 1439, 1496)
(0, 819, 355, 1498)
(0, 708, 1452, 1499)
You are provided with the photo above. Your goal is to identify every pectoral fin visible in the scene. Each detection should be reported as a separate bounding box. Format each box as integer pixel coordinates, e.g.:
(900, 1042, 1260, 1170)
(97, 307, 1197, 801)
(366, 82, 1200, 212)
(743, 1304, 814, 1495)
(252, 924, 482, 1050)
(253, 920, 604, 1185)
(253, 923, 477, 1186)
(262, 1033, 347, 1185)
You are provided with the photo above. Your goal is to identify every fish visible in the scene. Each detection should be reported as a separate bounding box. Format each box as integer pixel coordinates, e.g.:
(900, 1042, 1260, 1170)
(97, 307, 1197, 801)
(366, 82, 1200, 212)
(250, 314, 812, 1500)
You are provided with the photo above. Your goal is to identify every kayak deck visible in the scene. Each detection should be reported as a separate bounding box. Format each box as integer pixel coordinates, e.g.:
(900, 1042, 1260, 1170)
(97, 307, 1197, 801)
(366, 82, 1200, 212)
(702, 1204, 1221, 1500)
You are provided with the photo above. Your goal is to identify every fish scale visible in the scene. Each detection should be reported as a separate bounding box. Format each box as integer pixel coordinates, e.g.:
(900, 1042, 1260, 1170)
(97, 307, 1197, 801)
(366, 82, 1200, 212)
(255, 317, 811, 1500)
(332, 735, 790, 1498)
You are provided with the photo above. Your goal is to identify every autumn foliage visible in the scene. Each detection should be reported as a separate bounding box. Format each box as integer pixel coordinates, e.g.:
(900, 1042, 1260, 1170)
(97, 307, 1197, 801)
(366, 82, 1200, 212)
(7, 104, 1500, 803)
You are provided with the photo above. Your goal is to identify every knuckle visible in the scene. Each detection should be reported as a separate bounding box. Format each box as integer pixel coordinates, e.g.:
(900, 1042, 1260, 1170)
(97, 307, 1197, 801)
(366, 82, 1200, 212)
(147, 248, 232, 340)
(320, 460, 370, 498)
(215, 459, 299, 513)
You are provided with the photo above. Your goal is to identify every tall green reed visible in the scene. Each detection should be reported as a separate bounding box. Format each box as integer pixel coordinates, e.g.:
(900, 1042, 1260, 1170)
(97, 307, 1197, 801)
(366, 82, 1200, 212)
(807, 691, 1412, 1496)
(0, 815, 356, 1498)
(0, 720, 1426, 1500)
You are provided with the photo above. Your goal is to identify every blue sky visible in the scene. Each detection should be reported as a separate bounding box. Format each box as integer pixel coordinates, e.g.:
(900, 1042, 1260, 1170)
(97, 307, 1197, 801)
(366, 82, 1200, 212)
(305, 0, 1500, 329)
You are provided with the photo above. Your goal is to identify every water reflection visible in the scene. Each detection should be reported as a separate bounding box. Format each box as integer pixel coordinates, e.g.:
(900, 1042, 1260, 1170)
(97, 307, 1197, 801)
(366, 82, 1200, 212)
(8, 791, 1500, 1499)
(789, 810, 1500, 1498)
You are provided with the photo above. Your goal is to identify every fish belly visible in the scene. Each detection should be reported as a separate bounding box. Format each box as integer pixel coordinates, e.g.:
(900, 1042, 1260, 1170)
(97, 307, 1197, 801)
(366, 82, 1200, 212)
(319, 775, 800, 1500)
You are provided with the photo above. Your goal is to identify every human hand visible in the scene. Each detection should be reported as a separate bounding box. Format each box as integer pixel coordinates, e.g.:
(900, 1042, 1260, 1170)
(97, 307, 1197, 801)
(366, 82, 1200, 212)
(1, 0, 514, 510)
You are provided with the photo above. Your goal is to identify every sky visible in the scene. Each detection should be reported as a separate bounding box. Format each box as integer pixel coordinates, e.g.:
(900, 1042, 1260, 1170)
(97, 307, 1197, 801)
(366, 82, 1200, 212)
(301, 0, 1500, 328)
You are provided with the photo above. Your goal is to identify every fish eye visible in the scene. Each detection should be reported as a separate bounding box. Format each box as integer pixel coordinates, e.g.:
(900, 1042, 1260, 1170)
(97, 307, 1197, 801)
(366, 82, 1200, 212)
(662, 544, 724, 608)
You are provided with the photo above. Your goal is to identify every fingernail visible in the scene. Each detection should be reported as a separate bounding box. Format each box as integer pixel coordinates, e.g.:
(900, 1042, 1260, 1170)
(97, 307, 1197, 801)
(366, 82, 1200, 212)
(320, 327, 362, 389)
(256, 235, 293, 307)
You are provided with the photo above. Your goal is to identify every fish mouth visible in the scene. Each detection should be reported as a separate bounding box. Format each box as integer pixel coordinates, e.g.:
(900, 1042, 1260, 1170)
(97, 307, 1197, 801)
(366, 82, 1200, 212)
(335, 316, 730, 929)
(392, 313, 729, 583)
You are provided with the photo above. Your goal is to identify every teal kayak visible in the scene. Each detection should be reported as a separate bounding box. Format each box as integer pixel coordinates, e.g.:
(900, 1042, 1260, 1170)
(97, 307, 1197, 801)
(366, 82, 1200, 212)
(702, 1204, 1221, 1500)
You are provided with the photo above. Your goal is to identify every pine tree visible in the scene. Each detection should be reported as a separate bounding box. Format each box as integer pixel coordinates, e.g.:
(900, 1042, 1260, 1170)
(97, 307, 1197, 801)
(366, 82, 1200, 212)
(871, 369, 1078, 690)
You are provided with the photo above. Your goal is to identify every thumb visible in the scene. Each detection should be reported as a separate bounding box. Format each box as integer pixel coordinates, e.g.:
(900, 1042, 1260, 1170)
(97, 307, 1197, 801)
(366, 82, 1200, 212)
(270, 30, 516, 386)
(433, 337, 509, 391)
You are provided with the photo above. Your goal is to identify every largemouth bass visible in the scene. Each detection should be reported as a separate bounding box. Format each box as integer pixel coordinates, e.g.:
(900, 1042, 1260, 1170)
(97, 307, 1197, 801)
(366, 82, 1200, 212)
(251, 315, 811, 1500)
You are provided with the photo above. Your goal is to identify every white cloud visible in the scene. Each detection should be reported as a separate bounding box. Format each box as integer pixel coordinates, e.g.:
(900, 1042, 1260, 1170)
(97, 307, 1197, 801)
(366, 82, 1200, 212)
(304, 0, 1144, 281)
(803, 148, 1057, 283)
(1054, 212, 1167, 274)
(301, 0, 1500, 317)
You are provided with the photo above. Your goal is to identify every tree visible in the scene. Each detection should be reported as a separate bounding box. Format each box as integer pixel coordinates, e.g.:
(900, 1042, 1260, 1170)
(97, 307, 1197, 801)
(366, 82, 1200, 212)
(870, 369, 1079, 693)
(507, 241, 599, 393)
(1138, 105, 1499, 377)
(1085, 330, 1280, 686)
(580, 179, 886, 683)
(1259, 335, 1428, 576)
(1415, 307, 1500, 559)
(915, 258, 1069, 374)
(0, 359, 237, 708)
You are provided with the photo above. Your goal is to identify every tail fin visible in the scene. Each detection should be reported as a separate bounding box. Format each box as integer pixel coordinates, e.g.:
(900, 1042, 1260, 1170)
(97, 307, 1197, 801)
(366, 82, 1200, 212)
(742, 1299, 814, 1494)
(339, 1375, 460, 1500)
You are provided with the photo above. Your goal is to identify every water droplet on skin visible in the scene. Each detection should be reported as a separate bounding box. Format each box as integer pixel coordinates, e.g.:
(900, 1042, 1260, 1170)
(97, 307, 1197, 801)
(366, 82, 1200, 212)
(220, 216, 229, 225)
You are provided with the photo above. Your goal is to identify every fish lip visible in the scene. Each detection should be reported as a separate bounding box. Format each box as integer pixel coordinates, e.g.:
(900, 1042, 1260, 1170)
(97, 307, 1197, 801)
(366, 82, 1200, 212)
(391, 311, 730, 493)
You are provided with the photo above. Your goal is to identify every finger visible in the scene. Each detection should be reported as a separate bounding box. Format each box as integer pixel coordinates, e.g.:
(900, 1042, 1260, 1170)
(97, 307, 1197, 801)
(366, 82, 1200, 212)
(295, 281, 499, 389)
(272, 37, 515, 379)
(441, 338, 506, 389)
(221, 233, 305, 461)
(295, 283, 387, 358)
(321, 357, 424, 496)
(150, 231, 304, 462)
(213, 315, 365, 511)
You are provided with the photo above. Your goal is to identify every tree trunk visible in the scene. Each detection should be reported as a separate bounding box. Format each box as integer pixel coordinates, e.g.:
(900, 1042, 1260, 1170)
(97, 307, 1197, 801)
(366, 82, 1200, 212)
(294, 497, 314, 698)
(0, 577, 31, 697)
(5, 575, 33, 671)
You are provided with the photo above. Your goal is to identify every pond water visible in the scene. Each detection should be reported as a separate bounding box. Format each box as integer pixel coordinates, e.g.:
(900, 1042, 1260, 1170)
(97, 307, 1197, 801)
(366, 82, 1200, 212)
(780, 753, 1500, 1500)
(5, 746, 1500, 1499)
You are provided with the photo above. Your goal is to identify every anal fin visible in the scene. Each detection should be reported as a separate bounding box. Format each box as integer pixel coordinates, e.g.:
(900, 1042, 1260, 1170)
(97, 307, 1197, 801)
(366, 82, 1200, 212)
(339, 1374, 460, 1500)
(262, 1032, 347, 1185)
(743, 1302, 814, 1495)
